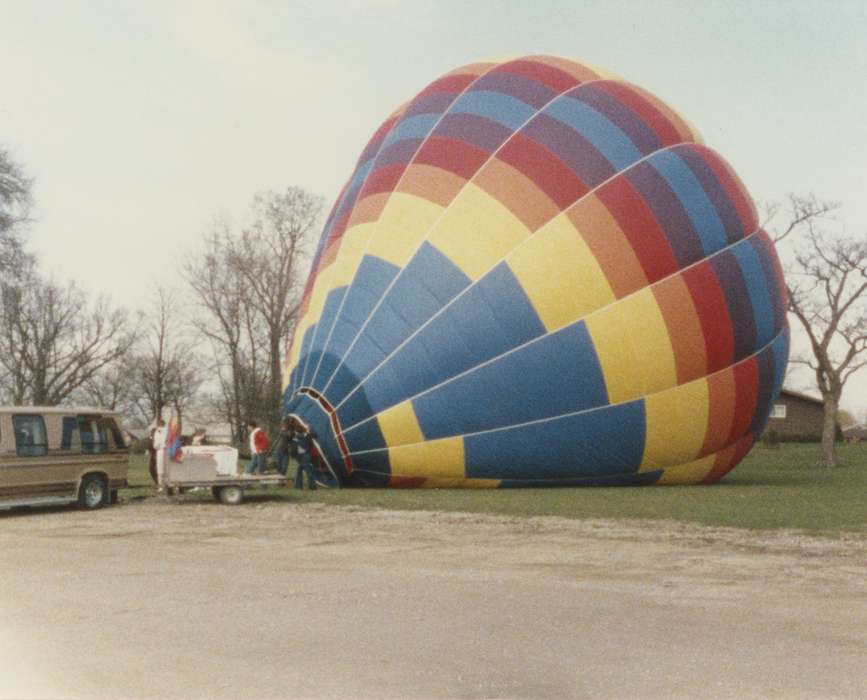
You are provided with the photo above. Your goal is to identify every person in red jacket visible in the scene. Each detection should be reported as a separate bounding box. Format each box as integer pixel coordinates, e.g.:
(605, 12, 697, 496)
(245, 420, 270, 475)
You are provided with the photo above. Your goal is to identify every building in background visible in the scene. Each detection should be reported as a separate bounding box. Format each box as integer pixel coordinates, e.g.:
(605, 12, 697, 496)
(842, 424, 867, 443)
(180, 415, 234, 446)
(765, 389, 830, 442)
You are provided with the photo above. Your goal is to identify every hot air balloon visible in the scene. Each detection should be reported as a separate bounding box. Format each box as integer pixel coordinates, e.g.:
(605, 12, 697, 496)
(283, 56, 788, 487)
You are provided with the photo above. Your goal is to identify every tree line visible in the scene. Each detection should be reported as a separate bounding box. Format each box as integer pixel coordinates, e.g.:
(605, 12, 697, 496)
(0, 147, 321, 443)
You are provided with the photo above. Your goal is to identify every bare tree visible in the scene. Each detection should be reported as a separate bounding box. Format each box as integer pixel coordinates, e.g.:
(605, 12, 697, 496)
(70, 289, 206, 429)
(230, 188, 321, 427)
(184, 221, 251, 441)
(0, 147, 32, 276)
(762, 194, 838, 244)
(124, 288, 204, 426)
(76, 356, 136, 413)
(0, 267, 136, 405)
(768, 196, 867, 467)
(185, 187, 321, 440)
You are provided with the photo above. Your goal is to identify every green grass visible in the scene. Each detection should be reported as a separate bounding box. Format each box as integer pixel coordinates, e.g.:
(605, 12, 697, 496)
(122, 444, 867, 535)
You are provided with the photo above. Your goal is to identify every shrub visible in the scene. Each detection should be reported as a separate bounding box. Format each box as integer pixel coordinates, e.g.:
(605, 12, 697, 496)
(762, 430, 781, 448)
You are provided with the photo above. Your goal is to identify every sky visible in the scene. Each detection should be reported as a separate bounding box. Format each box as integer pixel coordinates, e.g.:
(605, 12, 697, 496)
(2, 0, 866, 412)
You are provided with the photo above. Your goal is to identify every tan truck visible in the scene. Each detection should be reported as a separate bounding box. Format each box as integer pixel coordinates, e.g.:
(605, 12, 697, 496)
(0, 407, 128, 511)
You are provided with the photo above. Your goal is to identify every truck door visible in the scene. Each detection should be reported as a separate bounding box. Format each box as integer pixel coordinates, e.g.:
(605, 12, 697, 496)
(5, 414, 75, 500)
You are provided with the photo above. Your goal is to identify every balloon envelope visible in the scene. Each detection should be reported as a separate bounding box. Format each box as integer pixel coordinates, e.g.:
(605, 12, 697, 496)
(283, 56, 788, 487)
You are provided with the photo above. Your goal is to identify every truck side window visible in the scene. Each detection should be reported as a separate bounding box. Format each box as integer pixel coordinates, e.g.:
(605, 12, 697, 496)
(101, 418, 126, 450)
(78, 416, 107, 454)
(61, 416, 83, 451)
(12, 415, 49, 457)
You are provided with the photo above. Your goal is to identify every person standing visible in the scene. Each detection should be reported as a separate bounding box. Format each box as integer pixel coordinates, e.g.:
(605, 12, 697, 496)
(146, 422, 158, 484)
(291, 419, 318, 490)
(246, 421, 269, 475)
(274, 418, 293, 476)
(152, 418, 167, 491)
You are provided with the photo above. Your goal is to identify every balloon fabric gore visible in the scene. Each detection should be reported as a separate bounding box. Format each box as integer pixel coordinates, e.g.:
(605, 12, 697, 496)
(283, 56, 788, 488)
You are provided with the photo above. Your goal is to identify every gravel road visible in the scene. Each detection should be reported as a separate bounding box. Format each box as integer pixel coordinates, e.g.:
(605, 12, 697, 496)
(1, 498, 865, 699)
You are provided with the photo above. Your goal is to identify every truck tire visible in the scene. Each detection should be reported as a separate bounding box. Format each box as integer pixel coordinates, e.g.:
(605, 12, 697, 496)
(78, 474, 107, 510)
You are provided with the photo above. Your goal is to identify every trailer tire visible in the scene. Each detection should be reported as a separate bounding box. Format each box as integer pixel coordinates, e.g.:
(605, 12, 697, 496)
(218, 486, 243, 505)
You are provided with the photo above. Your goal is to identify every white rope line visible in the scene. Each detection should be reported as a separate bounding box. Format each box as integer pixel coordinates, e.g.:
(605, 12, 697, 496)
(310, 72, 615, 396)
(290, 99, 434, 393)
(291, 109, 410, 395)
(287, 179, 353, 396)
(315, 78, 702, 401)
(340, 224, 771, 436)
(350, 425, 761, 483)
(344, 322, 787, 455)
(330, 136, 710, 416)
(299, 60, 506, 390)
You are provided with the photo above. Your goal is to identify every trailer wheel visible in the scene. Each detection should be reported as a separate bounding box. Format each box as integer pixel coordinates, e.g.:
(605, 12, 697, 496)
(218, 486, 243, 505)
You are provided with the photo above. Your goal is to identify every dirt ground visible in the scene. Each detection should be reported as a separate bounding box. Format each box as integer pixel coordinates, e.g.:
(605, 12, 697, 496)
(1, 498, 865, 700)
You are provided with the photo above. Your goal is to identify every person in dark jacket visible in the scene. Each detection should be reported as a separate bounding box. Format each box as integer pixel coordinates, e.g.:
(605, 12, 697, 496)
(291, 419, 318, 490)
(146, 423, 158, 484)
(274, 418, 293, 476)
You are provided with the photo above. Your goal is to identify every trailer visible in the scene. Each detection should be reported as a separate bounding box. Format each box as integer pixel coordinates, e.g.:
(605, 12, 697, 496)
(163, 445, 288, 504)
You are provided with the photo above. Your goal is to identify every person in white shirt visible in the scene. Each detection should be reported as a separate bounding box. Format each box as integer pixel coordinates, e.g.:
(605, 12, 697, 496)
(152, 418, 167, 490)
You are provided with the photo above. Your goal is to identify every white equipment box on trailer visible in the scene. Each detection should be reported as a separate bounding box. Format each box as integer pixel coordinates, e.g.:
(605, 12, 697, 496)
(164, 445, 288, 504)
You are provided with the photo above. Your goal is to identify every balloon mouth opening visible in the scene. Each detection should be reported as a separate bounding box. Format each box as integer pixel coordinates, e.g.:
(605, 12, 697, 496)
(286, 387, 352, 484)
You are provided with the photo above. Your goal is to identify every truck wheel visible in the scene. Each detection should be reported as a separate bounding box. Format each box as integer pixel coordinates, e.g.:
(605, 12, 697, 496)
(78, 474, 107, 510)
(218, 486, 243, 505)
(211, 486, 221, 502)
